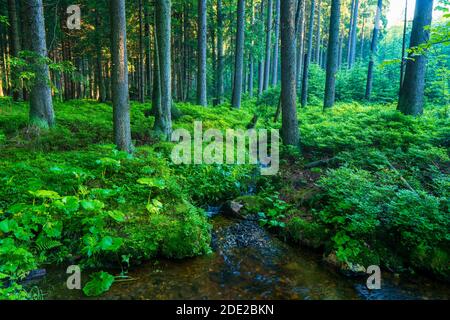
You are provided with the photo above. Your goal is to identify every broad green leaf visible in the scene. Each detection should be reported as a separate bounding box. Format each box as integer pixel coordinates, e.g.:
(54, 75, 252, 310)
(82, 271, 115, 297)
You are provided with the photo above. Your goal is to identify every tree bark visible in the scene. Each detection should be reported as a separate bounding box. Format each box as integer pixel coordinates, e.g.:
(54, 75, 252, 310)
(153, 0, 173, 137)
(280, 0, 300, 148)
(232, 0, 246, 109)
(349, 0, 359, 67)
(8, 0, 23, 100)
(296, 0, 305, 89)
(347, 0, 355, 67)
(399, 0, 408, 92)
(398, 0, 434, 116)
(144, 3, 152, 99)
(315, 0, 321, 64)
(258, 1, 265, 96)
(271, 0, 280, 86)
(25, 0, 55, 128)
(138, 0, 145, 103)
(197, 0, 207, 106)
(301, 0, 316, 107)
(216, 0, 224, 104)
(110, 0, 132, 152)
(263, 0, 273, 91)
(95, 10, 106, 102)
(365, 0, 382, 100)
(324, 0, 341, 109)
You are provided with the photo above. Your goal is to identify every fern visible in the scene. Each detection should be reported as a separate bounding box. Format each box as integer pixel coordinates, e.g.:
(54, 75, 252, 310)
(35, 237, 62, 252)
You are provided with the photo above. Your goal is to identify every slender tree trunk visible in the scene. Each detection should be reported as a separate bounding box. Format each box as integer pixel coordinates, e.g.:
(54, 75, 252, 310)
(398, 0, 434, 116)
(248, 1, 255, 98)
(349, 0, 359, 67)
(399, 0, 408, 92)
(360, 15, 365, 60)
(197, 0, 207, 106)
(95, 11, 106, 102)
(8, 0, 23, 100)
(365, 0, 382, 100)
(296, 0, 305, 89)
(338, 33, 343, 69)
(315, 0, 321, 64)
(110, 0, 132, 152)
(271, 0, 280, 86)
(144, 4, 152, 99)
(324, 0, 341, 109)
(153, 0, 173, 137)
(347, 0, 355, 67)
(216, 0, 224, 104)
(258, 1, 265, 96)
(301, 0, 316, 107)
(264, 0, 273, 91)
(138, 0, 145, 103)
(280, 0, 299, 147)
(232, 0, 246, 108)
(25, 0, 54, 128)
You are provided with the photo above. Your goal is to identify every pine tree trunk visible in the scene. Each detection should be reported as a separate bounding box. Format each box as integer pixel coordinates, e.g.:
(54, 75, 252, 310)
(349, 0, 359, 67)
(315, 0, 321, 64)
(138, 0, 145, 103)
(216, 0, 224, 104)
(153, 0, 173, 137)
(8, 0, 23, 101)
(296, 0, 305, 89)
(110, 0, 132, 152)
(232, 0, 246, 109)
(95, 11, 106, 102)
(197, 0, 207, 106)
(347, 0, 355, 67)
(264, 0, 273, 91)
(271, 0, 280, 86)
(280, 0, 299, 147)
(399, 0, 408, 92)
(258, 1, 265, 96)
(398, 0, 433, 116)
(25, 0, 55, 128)
(324, 0, 341, 109)
(365, 0, 382, 100)
(144, 4, 152, 99)
(301, 0, 316, 107)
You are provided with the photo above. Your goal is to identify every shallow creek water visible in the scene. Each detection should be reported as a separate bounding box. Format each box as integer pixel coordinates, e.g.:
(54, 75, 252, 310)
(34, 216, 449, 300)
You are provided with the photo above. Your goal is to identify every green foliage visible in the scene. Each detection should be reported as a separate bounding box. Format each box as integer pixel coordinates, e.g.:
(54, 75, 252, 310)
(82, 271, 115, 297)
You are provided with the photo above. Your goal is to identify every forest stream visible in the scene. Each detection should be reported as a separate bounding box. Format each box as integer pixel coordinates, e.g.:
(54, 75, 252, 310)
(30, 215, 450, 300)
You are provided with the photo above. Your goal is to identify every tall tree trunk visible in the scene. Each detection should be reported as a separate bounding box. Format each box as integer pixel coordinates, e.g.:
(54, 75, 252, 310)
(296, 0, 305, 89)
(8, 0, 23, 100)
(197, 0, 207, 106)
(315, 0, 321, 64)
(347, 0, 355, 67)
(95, 10, 106, 102)
(216, 0, 224, 104)
(258, 1, 265, 96)
(248, 1, 255, 98)
(144, 4, 152, 99)
(153, 0, 173, 137)
(138, 0, 145, 103)
(338, 33, 343, 69)
(264, 0, 273, 91)
(360, 15, 365, 60)
(25, 0, 54, 128)
(365, 0, 382, 100)
(280, 0, 299, 147)
(271, 0, 280, 86)
(399, 0, 408, 92)
(349, 0, 359, 67)
(398, 0, 434, 116)
(324, 0, 341, 109)
(301, 0, 316, 107)
(232, 0, 246, 108)
(110, 0, 132, 153)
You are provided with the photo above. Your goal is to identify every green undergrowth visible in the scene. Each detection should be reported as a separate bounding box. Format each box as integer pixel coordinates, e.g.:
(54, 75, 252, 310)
(0, 98, 255, 299)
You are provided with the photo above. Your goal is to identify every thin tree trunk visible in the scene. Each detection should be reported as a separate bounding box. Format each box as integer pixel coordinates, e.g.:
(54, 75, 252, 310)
(138, 0, 145, 103)
(197, 0, 207, 106)
(301, 0, 316, 107)
(153, 0, 173, 137)
(258, 1, 265, 96)
(360, 15, 365, 60)
(398, 0, 434, 116)
(95, 10, 106, 102)
(8, 0, 23, 100)
(144, 4, 152, 99)
(264, 0, 273, 91)
(365, 0, 382, 100)
(324, 0, 341, 109)
(296, 0, 305, 89)
(280, 0, 299, 147)
(349, 0, 359, 67)
(232, 0, 246, 108)
(399, 0, 408, 92)
(25, 0, 54, 128)
(315, 0, 321, 64)
(110, 0, 132, 153)
(216, 0, 224, 104)
(271, 0, 280, 86)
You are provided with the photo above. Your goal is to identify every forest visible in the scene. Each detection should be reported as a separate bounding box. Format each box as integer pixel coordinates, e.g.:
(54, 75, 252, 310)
(0, 0, 449, 301)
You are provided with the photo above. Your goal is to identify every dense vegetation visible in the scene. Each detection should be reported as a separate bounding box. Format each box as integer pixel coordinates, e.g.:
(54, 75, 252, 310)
(0, 0, 449, 300)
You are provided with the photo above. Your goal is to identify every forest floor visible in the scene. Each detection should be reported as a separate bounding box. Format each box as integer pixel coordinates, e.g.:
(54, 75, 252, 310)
(0, 97, 449, 299)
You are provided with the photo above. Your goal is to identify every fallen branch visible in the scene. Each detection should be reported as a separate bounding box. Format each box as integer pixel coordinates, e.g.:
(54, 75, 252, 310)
(304, 157, 337, 169)
(384, 157, 417, 194)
